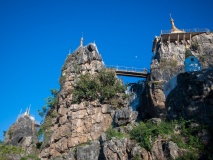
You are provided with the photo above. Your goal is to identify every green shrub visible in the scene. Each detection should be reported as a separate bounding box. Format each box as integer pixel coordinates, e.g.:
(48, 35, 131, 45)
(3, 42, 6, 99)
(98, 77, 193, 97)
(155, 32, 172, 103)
(130, 119, 206, 154)
(37, 89, 58, 142)
(72, 69, 125, 104)
(38, 89, 58, 118)
(0, 143, 24, 160)
(21, 154, 40, 160)
(72, 73, 99, 103)
(7, 128, 14, 139)
(106, 127, 124, 140)
(0, 143, 40, 160)
(130, 120, 174, 151)
(132, 154, 141, 160)
(3, 131, 6, 138)
(38, 115, 51, 140)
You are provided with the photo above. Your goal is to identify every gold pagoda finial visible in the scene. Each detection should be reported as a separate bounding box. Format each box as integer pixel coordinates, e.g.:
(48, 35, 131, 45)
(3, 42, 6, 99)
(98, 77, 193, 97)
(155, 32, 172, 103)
(169, 14, 184, 33)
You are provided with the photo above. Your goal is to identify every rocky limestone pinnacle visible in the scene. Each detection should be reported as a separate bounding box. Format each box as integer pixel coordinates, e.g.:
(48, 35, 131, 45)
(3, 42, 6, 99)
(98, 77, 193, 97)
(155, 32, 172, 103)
(4, 113, 39, 155)
(144, 32, 213, 118)
(40, 42, 137, 159)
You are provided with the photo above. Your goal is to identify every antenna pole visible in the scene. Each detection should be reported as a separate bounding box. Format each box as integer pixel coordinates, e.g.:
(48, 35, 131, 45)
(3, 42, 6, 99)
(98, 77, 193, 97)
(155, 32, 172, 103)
(80, 32, 84, 47)
(28, 104, 31, 115)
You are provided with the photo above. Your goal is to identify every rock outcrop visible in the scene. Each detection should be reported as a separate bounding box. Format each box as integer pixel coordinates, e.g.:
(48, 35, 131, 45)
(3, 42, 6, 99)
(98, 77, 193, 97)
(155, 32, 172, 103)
(76, 140, 100, 160)
(40, 43, 110, 159)
(4, 113, 39, 156)
(103, 138, 128, 160)
(101, 137, 152, 160)
(151, 138, 185, 160)
(40, 43, 138, 159)
(101, 136, 184, 160)
(114, 106, 138, 127)
(142, 33, 213, 119)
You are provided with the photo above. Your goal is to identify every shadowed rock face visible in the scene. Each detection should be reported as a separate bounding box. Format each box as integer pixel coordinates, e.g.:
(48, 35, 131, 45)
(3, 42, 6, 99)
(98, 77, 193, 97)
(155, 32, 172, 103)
(141, 33, 213, 119)
(166, 68, 213, 122)
(4, 115, 38, 155)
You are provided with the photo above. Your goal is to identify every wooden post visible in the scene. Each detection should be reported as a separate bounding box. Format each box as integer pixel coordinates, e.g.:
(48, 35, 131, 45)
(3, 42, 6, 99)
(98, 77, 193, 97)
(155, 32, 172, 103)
(177, 34, 179, 44)
(183, 34, 185, 43)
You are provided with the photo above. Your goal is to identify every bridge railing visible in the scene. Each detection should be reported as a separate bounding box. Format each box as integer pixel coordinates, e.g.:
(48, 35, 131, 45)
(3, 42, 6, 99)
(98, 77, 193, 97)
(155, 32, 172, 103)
(161, 28, 210, 34)
(105, 65, 148, 74)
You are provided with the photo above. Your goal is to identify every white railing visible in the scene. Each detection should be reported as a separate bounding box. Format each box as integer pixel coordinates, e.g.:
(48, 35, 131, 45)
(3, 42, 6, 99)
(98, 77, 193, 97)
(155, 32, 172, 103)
(161, 28, 210, 34)
(106, 65, 147, 74)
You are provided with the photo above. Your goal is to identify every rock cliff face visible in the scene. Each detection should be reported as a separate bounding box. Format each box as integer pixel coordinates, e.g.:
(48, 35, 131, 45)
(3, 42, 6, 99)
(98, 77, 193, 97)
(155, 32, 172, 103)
(4, 114, 39, 155)
(5, 32, 213, 159)
(39, 41, 196, 160)
(40, 43, 137, 159)
(100, 126, 186, 160)
(142, 33, 213, 119)
(38, 37, 213, 159)
(166, 68, 213, 122)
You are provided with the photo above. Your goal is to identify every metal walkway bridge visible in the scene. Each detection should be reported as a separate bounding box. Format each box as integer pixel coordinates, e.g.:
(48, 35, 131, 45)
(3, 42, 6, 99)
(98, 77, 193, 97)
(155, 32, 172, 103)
(105, 65, 148, 78)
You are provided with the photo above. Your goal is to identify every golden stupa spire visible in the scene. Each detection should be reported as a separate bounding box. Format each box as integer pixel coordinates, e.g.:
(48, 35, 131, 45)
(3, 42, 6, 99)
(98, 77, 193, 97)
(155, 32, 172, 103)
(170, 14, 184, 33)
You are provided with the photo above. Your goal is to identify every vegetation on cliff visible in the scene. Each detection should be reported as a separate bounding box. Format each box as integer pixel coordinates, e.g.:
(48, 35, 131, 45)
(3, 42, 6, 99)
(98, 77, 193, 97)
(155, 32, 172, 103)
(105, 126, 124, 140)
(0, 143, 24, 160)
(72, 69, 125, 104)
(0, 143, 40, 160)
(37, 89, 58, 146)
(129, 118, 213, 159)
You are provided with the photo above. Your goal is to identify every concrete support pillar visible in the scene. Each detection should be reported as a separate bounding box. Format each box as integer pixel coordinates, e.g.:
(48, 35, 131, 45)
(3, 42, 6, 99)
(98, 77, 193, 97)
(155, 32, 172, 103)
(168, 35, 170, 43)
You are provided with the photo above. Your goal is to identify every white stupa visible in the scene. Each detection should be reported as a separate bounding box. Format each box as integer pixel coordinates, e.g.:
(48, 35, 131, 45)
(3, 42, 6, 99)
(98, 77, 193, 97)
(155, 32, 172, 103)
(18, 105, 35, 122)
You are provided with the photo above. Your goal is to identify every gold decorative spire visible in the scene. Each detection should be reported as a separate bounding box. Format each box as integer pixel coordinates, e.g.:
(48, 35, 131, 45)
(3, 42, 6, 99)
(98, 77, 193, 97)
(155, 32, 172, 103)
(170, 14, 184, 33)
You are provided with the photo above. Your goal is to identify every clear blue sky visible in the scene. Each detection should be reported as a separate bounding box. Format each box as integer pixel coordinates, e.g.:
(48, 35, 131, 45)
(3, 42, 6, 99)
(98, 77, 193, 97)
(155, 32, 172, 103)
(0, 0, 212, 140)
